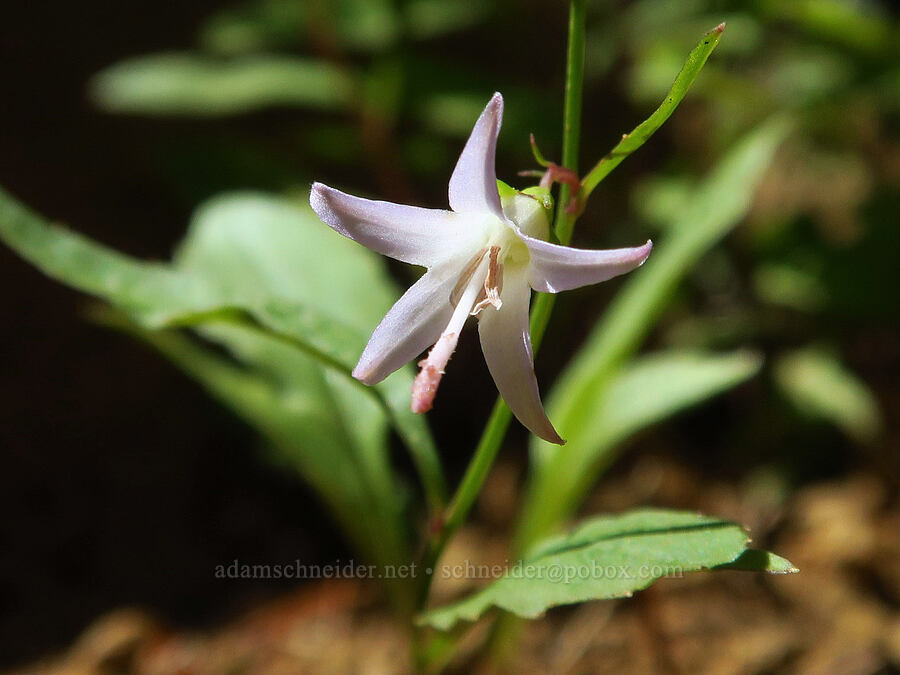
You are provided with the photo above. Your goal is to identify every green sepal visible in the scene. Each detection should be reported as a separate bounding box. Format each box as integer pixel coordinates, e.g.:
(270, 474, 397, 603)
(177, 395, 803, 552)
(520, 186, 554, 217)
(496, 180, 554, 218)
(496, 179, 518, 200)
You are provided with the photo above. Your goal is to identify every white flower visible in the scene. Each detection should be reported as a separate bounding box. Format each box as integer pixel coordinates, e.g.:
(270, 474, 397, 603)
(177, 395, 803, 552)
(310, 93, 651, 444)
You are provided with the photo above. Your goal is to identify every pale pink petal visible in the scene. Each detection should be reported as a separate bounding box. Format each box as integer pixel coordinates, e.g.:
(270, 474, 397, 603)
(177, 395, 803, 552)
(352, 260, 466, 385)
(478, 265, 564, 444)
(521, 236, 653, 293)
(448, 93, 505, 220)
(310, 182, 472, 267)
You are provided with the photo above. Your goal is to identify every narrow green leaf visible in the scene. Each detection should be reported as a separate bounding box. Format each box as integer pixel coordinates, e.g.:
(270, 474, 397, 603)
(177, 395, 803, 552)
(580, 23, 725, 198)
(516, 118, 790, 552)
(90, 54, 354, 116)
(419, 509, 788, 630)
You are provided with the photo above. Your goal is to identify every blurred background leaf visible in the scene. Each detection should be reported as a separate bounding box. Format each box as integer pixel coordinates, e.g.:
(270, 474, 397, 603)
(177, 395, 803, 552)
(774, 346, 882, 443)
(91, 54, 355, 116)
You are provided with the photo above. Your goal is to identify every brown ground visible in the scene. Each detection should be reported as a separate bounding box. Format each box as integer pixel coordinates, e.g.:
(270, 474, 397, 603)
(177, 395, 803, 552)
(17, 457, 900, 675)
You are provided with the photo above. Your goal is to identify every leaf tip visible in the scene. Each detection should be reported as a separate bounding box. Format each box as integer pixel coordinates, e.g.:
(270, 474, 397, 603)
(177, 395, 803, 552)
(714, 21, 726, 34)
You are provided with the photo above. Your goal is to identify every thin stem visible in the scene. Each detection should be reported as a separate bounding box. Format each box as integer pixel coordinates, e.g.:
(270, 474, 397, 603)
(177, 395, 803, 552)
(554, 0, 586, 247)
(416, 0, 588, 613)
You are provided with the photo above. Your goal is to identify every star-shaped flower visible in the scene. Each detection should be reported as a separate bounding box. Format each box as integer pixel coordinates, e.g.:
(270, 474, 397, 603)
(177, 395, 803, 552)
(310, 93, 651, 444)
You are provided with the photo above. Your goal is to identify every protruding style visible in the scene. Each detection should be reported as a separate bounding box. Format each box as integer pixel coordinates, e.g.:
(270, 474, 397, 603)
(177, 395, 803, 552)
(310, 93, 652, 444)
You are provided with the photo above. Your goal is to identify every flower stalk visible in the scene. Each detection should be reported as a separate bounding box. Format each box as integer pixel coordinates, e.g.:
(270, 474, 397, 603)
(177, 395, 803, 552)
(415, 0, 590, 620)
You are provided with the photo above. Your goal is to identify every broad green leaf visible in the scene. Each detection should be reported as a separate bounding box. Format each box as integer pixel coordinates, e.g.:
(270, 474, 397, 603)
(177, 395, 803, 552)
(0, 187, 444, 560)
(0, 187, 405, 567)
(90, 54, 354, 116)
(519, 350, 762, 549)
(419, 509, 794, 630)
(517, 118, 790, 552)
(109, 314, 405, 571)
(774, 346, 881, 443)
(534, 350, 762, 468)
(175, 193, 395, 336)
(176, 194, 444, 509)
(579, 23, 725, 199)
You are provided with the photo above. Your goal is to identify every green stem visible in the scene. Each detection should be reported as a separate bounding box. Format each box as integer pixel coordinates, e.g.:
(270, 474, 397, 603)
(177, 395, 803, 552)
(415, 0, 588, 616)
(554, 0, 586, 247)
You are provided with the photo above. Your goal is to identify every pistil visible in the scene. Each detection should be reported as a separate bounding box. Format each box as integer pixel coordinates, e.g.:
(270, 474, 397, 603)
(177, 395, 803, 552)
(411, 250, 493, 413)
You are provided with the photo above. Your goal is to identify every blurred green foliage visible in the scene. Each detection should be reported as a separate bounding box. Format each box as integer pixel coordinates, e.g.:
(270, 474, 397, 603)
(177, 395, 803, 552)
(0, 187, 443, 611)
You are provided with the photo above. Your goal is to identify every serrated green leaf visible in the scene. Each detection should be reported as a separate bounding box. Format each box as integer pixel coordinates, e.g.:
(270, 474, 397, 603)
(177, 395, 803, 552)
(419, 509, 788, 630)
(90, 54, 354, 116)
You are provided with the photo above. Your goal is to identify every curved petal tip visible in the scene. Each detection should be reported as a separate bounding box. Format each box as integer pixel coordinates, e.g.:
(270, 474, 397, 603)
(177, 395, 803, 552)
(351, 363, 379, 386)
(638, 239, 653, 264)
